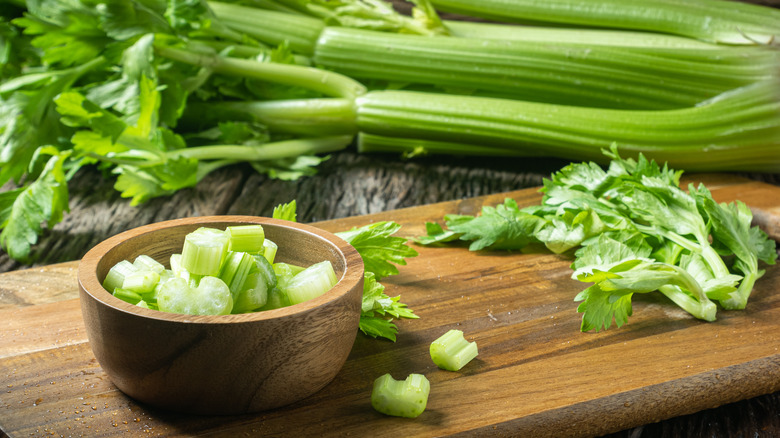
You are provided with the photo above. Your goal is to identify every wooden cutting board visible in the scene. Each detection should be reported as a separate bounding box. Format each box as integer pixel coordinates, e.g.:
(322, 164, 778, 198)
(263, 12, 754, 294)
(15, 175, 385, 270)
(1, 174, 778, 438)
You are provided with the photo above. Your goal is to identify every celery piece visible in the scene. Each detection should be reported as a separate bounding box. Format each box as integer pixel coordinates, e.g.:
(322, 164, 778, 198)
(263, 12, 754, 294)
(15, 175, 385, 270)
(262, 239, 278, 264)
(282, 260, 338, 305)
(113, 288, 143, 305)
(371, 373, 430, 419)
(133, 254, 165, 274)
(227, 225, 265, 253)
(232, 270, 269, 313)
(430, 329, 479, 371)
(157, 276, 234, 315)
(102, 260, 138, 292)
(253, 253, 278, 289)
(219, 251, 256, 297)
(136, 300, 150, 309)
(181, 227, 229, 276)
(122, 270, 161, 294)
(258, 287, 290, 310)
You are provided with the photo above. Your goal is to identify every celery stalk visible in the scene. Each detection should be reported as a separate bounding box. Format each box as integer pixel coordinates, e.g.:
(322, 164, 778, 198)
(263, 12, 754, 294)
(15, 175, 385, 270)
(121, 270, 161, 295)
(262, 239, 279, 264)
(429, 0, 780, 45)
(133, 255, 165, 274)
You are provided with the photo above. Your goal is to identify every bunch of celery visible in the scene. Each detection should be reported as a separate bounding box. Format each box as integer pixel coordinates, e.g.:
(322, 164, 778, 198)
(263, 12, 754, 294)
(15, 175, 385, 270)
(1, 0, 779, 262)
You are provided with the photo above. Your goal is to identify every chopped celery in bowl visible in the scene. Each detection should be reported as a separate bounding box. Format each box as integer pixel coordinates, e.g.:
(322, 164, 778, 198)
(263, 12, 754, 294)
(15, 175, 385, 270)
(77, 216, 364, 415)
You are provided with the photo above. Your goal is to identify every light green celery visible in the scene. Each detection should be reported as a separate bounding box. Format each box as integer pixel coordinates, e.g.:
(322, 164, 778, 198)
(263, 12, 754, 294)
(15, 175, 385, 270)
(430, 329, 479, 371)
(181, 99, 357, 137)
(113, 288, 144, 305)
(314, 27, 777, 110)
(282, 260, 338, 305)
(262, 239, 278, 264)
(227, 225, 265, 253)
(219, 251, 256, 296)
(371, 374, 430, 419)
(102, 260, 137, 292)
(355, 80, 780, 172)
(232, 270, 269, 313)
(357, 133, 527, 158)
(429, 0, 780, 45)
(253, 253, 277, 288)
(154, 45, 366, 99)
(133, 255, 165, 274)
(121, 270, 161, 294)
(443, 20, 721, 49)
(181, 227, 229, 276)
(207, 1, 325, 56)
(658, 285, 718, 321)
(158, 276, 234, 315)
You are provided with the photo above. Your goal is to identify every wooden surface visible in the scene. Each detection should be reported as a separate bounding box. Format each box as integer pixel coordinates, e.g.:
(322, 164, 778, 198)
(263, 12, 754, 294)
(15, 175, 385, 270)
(1, 164, 778, 437)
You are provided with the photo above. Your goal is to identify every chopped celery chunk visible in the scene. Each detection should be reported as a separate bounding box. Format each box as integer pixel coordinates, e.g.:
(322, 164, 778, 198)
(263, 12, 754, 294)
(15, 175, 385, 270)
(122, 270, 161, 294)
(227, 225, 265, 253)
(133, 255, 165, 274)
(232, 270, 269, 313)
(258, 286, 290, 310)
(102, 260, 137, 292)
(157, 276, 233, 315)
(113, 288, 143, 305)
(282, 260, 338, 305)
(181, 227, 229, 276)
(253, 254, 277, 289)
(430, 329, 479, 371)
(219, 251, 256, 297)
(262, 239, 278, 264)
(136, 300, 150, 309)
(371, 373, 430, 418)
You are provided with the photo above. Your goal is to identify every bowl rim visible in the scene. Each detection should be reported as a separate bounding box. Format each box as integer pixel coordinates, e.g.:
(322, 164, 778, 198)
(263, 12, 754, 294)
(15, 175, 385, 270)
(78, 215, 364, 324)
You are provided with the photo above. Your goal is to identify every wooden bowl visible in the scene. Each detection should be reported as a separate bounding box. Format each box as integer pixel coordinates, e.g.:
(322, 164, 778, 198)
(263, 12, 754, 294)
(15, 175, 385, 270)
(77, 216, 364, 415)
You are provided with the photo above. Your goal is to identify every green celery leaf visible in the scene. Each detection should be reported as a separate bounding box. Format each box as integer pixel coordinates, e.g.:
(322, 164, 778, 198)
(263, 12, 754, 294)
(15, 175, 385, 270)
(336, 221, 418, 279)
(361, 271, 418, 319)
(415, 221, 462, 246)
(445, 198, 543, 251)
(112, 166, 172, 206)
(0, 148, 70, 261)
(359, 314, 398, 342)
(272, 200, 297, 222)
(575, 284, 633, 332)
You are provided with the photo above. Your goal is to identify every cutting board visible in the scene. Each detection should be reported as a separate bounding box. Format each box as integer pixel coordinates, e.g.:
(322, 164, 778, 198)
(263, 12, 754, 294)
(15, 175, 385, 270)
(1, 174, 778, 438)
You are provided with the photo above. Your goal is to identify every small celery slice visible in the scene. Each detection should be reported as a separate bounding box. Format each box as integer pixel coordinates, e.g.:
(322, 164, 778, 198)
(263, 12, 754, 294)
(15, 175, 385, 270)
(262, 239, 278, 263)
(113, 288, 143, 305)
(430, 329, 479, 371)
(219, 251, 256, 297)
(232, 270, 269, 313)
(133, 255, 165, 274)
(157, 276, 233, 315)
(122, 270, 161, 294)
(282, 261, 338, 305)
(102, 260, 137, 292)
(371, 373, 430, 418)
(227, 225, 265, 253)
(258, 287, 290, 310)
(181, 227, 229, 276)
(253, 253, 277, 289)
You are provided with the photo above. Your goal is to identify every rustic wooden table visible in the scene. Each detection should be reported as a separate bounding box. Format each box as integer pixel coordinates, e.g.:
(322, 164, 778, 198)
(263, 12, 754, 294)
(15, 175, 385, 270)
(1, 150, 779, 437)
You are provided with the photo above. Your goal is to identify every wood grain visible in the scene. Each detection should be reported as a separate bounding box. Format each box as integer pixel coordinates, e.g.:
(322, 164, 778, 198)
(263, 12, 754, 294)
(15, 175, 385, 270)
(1, 176, 778, 437)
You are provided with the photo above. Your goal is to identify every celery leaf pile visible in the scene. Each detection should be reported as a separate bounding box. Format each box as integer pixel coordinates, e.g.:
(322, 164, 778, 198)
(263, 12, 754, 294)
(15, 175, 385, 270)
(419, 147, 777, 331)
